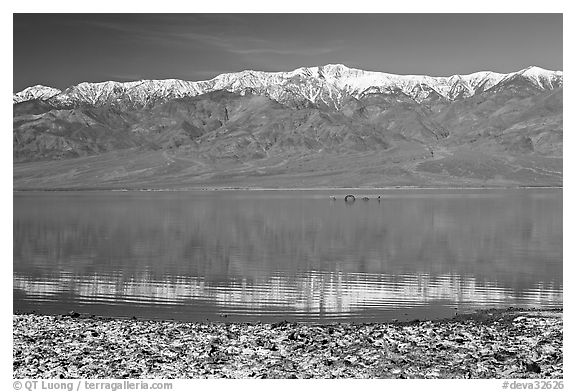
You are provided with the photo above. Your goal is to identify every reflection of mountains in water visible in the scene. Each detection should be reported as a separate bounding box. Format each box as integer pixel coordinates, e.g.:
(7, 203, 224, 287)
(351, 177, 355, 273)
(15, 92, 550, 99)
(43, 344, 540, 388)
(14, 190, 563, 287)
(14, 270, 562, 317)
(13, 190, 563, 320)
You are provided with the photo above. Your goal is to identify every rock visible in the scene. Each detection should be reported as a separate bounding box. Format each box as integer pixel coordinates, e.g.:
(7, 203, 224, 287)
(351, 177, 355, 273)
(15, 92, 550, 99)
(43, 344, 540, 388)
(271, 320, 290, 329)
(524, 360, 541, 373)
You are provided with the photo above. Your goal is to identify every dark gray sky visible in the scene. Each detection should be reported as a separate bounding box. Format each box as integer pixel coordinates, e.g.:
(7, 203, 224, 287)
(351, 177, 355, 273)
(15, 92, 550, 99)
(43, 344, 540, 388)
(13, 14, 563, 91)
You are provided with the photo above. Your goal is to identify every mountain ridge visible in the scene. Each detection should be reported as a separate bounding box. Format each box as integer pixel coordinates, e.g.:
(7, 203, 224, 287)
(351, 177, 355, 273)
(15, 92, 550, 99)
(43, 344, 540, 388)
(13, 64, 563, 109)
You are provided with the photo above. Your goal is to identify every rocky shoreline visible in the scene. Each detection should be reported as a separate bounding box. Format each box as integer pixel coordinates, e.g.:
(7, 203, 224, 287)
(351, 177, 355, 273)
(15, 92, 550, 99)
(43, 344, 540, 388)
(13, 308, 562, 379)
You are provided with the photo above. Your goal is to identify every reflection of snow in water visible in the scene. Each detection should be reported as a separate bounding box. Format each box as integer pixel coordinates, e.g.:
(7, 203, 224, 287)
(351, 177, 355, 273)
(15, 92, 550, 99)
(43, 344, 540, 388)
(14, 270, 562, 316)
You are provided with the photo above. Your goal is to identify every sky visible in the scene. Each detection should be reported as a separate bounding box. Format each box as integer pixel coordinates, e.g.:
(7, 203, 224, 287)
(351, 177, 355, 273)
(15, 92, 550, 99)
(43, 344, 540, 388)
(13, 13, 563, 91)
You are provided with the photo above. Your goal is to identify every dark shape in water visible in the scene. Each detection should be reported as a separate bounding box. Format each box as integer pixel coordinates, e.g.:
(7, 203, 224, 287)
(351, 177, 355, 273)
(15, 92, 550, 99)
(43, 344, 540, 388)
(344, 194, 356, 202)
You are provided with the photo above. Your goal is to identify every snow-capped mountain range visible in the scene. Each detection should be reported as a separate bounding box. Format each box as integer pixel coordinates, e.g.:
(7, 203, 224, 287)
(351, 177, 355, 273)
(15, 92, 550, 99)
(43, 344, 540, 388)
(13, 64, 563, 109)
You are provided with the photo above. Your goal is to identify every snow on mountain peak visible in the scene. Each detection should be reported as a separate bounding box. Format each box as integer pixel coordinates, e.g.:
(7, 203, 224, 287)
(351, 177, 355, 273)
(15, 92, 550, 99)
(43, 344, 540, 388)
(518, 65, 562, 78)
(502, 66, 563, 90)
(13, 65, 563, 109)
(13, 85, 62, 104)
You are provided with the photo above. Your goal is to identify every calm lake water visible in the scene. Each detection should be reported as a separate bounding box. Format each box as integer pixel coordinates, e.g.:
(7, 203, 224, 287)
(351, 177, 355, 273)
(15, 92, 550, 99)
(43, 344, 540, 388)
(13, 189, 562, 323)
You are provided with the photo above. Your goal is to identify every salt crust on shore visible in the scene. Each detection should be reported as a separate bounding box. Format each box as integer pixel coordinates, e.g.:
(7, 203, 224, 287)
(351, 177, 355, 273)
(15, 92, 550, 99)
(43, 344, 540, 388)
(13, 309, 562, 379)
